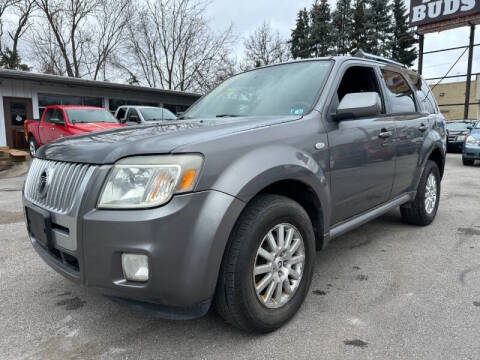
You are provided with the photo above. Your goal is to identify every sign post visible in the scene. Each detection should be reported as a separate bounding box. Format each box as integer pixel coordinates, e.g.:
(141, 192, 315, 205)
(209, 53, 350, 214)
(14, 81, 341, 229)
(464, 24, 475, 119)
(409, 0, 480, 120)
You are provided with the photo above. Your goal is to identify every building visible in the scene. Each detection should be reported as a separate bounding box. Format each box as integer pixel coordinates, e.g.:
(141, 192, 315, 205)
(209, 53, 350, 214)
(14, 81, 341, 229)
(0, 69, 201, 148)
(430, 77, 479, 121)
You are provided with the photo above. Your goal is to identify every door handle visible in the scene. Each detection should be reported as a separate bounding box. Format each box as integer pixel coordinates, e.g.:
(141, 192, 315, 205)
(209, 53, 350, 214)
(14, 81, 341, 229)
(418, 123, 427, 132)
(378, 129, 392, 139)
(50, 128, 55, 131)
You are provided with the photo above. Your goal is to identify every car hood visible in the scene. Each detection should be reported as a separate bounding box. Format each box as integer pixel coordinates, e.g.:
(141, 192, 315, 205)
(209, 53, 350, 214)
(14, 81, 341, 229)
(69, 122, 124, 132)
(447, 130, 470, 136)
(37, 116, 299, 164)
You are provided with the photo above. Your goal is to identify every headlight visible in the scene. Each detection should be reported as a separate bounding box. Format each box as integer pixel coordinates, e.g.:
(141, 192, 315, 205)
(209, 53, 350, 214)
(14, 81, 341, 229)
(98, 154, 203, 209)
(466, 136, 477, 146)
(456, 135, 466, 141)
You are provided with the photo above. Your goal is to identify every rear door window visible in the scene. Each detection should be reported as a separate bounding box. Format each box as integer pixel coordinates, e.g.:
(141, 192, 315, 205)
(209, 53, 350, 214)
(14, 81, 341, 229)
(51, 109, 65, 125)
(381, 70, 416, 114)
(126, 108, 140, 123)
(43, 109, 54, 123)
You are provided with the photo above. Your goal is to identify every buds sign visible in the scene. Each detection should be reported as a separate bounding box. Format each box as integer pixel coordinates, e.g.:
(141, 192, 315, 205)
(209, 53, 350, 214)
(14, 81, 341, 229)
(409, 0, 480, 26)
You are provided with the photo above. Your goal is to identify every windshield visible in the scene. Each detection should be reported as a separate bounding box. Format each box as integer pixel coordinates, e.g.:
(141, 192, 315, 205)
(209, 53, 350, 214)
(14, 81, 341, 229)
(67, 109, 119, 124)
(184, 60, 332, 119)
(475, 121, 480, 129)
(139, 107, 177, 121)
(446, 122, 471, 131)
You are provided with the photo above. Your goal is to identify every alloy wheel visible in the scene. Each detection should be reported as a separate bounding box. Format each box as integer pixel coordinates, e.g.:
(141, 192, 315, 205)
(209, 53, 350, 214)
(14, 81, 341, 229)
(425, 173, 437, 214)
(253, 223, 305, 309)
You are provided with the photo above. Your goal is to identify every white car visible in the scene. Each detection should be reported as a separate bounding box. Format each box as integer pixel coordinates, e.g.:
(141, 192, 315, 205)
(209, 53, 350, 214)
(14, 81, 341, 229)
(114, 106, 177, 125)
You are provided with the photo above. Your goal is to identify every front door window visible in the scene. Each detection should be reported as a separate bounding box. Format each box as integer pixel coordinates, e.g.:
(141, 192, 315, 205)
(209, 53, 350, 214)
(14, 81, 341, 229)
(10, 102, 27, 126)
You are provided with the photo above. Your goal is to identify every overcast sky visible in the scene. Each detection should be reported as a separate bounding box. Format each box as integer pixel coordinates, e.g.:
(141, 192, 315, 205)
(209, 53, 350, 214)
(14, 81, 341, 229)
(205, 0, 479, 83)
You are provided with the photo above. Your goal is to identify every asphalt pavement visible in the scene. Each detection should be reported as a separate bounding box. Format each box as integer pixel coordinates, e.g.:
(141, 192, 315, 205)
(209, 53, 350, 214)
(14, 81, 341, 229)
(1, 154, 479, 360)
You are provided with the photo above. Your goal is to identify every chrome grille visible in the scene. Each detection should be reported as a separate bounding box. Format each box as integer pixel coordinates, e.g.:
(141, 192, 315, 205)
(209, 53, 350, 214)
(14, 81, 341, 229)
(24, 159, 96, 214)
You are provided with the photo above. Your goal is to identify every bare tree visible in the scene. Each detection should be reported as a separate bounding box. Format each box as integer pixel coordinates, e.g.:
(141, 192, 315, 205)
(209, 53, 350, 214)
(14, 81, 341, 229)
(243, 21, 290, 69)
(0, 0, 33, 69)
(8, 0, 34, 55)
(31, 24, 65, 74)
(85, 0, 131, 80)
(33, 0, 97, 77)
(32, 0, 130, 79)
(122, 0, 233, 92)
(0, 0, 20, 50)
(193, 49, 238, 92)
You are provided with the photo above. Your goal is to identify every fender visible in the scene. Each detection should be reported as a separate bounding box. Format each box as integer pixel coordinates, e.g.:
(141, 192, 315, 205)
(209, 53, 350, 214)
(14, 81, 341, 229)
(209, 144, 331, 240)
(411, 129, 446, 191)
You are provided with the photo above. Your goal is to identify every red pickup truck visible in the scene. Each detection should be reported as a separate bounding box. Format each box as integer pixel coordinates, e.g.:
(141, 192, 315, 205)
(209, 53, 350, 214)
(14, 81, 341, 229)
(25, 105, 124, 156)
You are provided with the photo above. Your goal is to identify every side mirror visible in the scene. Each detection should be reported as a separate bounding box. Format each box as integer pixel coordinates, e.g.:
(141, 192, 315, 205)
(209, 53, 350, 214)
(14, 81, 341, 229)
(467, 125, 473, 130)
(50, 117, 64, 125)
(335, 92, 382, 120)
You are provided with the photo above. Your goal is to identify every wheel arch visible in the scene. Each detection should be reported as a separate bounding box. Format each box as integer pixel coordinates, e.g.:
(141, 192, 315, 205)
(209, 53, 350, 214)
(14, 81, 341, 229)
(253, 179, 325, 251)
(426, 146, 445, 179)
(28, 132, 40, 146)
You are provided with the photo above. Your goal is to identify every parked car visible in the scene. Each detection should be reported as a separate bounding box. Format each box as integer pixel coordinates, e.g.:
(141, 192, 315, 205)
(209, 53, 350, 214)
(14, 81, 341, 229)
(114, 106, 177, 125)
(462, 120, 480, 165)
(25, 105, 124, 156)
(23, 54, 446, 333)
(446, 120, 475, 153)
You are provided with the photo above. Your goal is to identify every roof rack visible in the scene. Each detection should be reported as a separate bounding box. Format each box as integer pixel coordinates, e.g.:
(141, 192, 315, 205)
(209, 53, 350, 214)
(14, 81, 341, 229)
(353, 50, 407, 68)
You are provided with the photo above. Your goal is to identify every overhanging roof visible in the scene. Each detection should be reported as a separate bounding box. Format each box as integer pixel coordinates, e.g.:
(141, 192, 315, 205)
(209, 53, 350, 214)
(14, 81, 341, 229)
(0, 69, 200, 99)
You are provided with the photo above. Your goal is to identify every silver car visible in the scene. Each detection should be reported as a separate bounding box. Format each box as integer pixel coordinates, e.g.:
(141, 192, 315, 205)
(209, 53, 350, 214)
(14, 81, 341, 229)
(114, 105, 177, 125)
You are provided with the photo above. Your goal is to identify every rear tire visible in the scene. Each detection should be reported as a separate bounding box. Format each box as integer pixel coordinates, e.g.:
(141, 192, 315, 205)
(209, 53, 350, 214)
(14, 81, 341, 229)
(28, 138, 38, 157)
(400, 160, 440, 226)
(462, 157, 474, 166)
(215, 194, 315, 333)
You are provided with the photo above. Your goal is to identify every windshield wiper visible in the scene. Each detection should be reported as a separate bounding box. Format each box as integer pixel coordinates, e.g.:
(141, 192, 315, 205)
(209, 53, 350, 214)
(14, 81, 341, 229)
(216, 114, 240, 118)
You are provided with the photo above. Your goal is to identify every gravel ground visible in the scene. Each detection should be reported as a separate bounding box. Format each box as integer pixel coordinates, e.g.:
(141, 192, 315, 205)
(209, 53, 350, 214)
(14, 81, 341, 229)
(0, 154, 479, 360)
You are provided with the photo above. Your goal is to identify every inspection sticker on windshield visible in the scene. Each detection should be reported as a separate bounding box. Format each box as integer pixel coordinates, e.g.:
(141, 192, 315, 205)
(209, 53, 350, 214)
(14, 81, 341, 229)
(290, 108, 304, 116)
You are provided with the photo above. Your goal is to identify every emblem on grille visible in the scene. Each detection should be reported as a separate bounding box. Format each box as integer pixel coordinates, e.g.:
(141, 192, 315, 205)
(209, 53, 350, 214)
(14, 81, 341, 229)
(38, 168, 53, 199)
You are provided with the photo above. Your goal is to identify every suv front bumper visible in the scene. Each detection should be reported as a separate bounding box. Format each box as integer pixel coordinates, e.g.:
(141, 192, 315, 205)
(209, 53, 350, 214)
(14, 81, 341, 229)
(24, 189, 244, 317)
(463, 144, 480, 160)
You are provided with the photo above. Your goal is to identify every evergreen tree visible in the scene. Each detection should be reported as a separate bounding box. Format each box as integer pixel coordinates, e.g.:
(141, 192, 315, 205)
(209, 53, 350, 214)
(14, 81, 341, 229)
(350, 0, 368, 53)
(332, 0, 353, 55)
(310, 0, 334, 57)
(0, 48, 30, 71)
(290, 8, 311, 59)
(390, 0, 417, 66)
(364, 0, 392, 56)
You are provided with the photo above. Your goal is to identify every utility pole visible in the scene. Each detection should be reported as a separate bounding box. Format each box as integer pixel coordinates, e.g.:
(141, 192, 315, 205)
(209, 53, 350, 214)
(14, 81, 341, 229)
(418, 33, 424, 74)
(464, 24, 475, 120)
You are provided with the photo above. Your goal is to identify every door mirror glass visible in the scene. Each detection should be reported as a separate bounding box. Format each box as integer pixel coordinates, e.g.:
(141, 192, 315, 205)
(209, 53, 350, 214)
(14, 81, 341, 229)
(335, 92, 382, 120)
(50, 117, 64, 125)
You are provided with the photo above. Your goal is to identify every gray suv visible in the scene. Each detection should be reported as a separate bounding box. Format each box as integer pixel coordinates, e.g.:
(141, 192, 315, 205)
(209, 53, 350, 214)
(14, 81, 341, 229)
(23, 54, 446, 333)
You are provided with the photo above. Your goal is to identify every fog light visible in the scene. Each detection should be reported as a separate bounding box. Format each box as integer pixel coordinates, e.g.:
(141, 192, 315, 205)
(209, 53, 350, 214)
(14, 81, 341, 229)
(121, 253, 149, 282)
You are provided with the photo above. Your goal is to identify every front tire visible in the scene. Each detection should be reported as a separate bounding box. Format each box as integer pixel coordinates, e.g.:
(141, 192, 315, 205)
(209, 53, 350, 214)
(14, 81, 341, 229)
(462, 156, 474, 166)
(215, 194, 315, 333)
(28, 138, 38, 157)
(400, 160, 440, 226)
